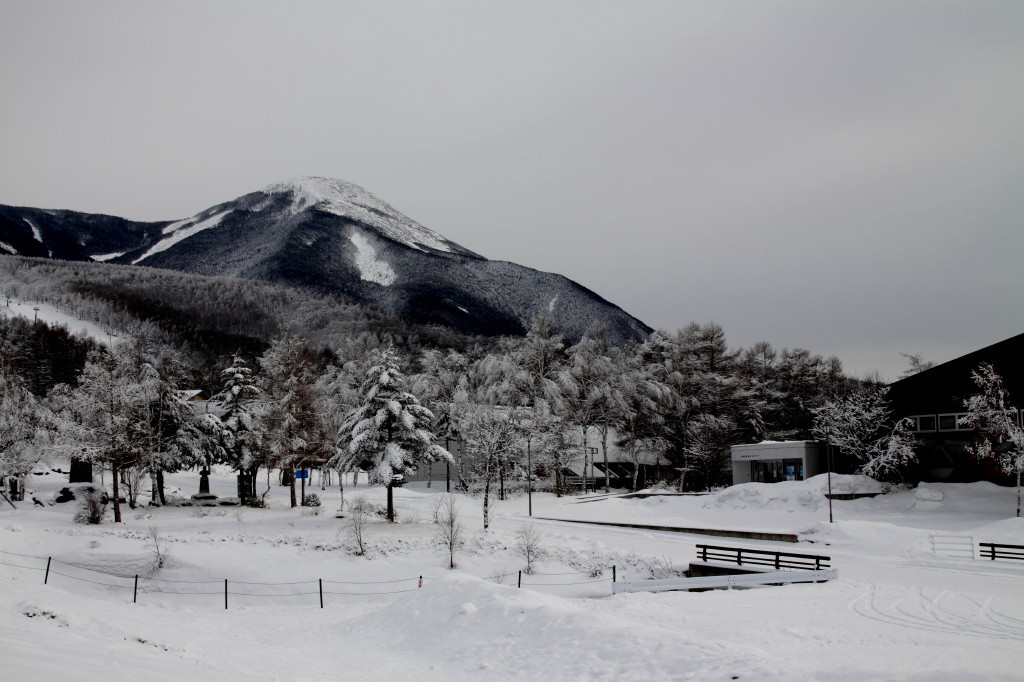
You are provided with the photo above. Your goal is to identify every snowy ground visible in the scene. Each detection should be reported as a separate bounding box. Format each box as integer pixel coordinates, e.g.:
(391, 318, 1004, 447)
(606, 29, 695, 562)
(2, 469, 1023, 681)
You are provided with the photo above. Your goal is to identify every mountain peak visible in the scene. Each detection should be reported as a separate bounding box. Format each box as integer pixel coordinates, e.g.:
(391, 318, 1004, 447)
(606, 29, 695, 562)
(260, 176, 460, 254)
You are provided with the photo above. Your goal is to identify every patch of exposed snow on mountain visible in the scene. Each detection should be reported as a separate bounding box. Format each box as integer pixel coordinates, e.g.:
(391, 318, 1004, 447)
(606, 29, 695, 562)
(132, 210, 232, 264)
(262, 177, 456, 254)
(0, 241, 15, 254)
(23, 218, 43, 243)
(90, 251, 126, 262)
(349, 231, 396, 286)
(548, 295, 558, 313)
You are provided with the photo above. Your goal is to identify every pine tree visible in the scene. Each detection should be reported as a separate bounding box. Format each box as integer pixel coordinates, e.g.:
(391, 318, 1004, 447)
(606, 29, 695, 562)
(212, 356, 264, 500)
(330, 346, 451, 522)
(260, 334, 332, 507)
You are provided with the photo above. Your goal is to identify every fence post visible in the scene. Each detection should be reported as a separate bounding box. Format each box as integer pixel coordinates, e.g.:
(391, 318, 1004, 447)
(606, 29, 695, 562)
(990, 544, 996, 561)
(418, 575, 423, 588)
(133, 575, 138, 603)
(612, 566, 617, 583)
(518, 571, 522, 588)
(224, 579, 228, 609)
(319, 579, 323, 608)
(701, 546, 707, 562)
(775, 554, 780, 570)
(44, 557, 51, 585)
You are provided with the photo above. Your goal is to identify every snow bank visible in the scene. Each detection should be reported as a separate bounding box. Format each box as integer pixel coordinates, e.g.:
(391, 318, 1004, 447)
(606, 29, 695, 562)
(703, 474, 882, 512)
(336, 573, 718, 679)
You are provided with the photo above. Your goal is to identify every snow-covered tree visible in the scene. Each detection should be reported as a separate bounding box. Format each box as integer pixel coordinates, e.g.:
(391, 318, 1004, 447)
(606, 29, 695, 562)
(212, 356, 264, 499)
(479, 314, 570, 413)
(412, 348, 471, 489)
(564, 332, 616, 492)
(456, 405, 523, 528)
(52, 345, 155, 521)
(613, 346, 670, 491)
(0, 364, 50, 495)
(329, 346, 451, 522)
(962, 363, 1024, 517)
(260, 334, 332, 507)
(812, 386, 916, 482)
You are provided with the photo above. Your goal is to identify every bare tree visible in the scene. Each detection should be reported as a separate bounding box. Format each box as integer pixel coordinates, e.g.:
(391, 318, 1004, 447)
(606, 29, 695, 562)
(146, 526, 172, 575)
(516, 523, 544, 574)
(433, 494, 464, 569)
(346, 495, 372, 555)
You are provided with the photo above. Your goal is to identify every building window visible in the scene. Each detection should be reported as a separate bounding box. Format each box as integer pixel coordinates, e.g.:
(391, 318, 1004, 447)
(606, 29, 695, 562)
(938, 413, 971, 431)
(750, 459, 804, 483)
(909, 415, 937, 432)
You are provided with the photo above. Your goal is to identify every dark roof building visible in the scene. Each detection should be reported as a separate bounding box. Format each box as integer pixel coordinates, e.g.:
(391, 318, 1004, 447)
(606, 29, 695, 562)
(888, 333, 1024, 482)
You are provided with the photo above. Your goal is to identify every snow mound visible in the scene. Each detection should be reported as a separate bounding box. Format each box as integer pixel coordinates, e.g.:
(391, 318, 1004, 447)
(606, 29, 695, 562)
(969, 517, 1024, 544)
(54, 547, 157, 579)
(262, 177, 457, 254)
(335, 573, 719, 679)
(703, 474, 882, 512)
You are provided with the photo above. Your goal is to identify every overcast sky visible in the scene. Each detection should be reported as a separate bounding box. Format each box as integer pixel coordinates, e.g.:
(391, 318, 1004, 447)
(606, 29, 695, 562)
(2, 1, 1021, 381)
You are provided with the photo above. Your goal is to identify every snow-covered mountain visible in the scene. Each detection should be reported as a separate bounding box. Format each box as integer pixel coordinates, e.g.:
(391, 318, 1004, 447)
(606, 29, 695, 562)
(0, 178, 651, 343)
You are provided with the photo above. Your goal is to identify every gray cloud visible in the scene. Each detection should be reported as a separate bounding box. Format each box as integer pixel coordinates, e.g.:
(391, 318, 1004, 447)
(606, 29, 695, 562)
(2, 0, 1021, 380)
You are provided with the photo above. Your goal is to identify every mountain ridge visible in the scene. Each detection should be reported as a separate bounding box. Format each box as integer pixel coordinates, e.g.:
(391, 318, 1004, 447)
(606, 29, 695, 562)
(0, 178, 652, 344)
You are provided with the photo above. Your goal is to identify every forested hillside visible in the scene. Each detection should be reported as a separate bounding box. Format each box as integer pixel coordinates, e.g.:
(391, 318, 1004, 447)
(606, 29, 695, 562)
(1, 251, 879, 513)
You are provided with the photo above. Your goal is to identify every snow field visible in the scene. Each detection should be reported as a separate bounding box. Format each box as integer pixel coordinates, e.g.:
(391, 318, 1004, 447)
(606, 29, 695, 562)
(1, 298, 115, 345)
(2, 469, 1024, 680)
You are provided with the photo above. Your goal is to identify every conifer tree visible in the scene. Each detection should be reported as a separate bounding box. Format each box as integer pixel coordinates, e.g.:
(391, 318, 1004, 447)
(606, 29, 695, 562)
(213, 356, 264, 500)
(330, 346, 451, 521)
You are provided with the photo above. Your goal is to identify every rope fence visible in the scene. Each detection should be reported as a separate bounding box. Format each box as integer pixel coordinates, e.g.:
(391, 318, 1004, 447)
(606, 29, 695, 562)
(0, 548, 616, 608)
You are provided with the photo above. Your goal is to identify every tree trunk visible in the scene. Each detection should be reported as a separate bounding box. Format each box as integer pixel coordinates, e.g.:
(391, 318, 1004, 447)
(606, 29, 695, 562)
(482, 474, 492, 529)
(289, 467, 297, 508)
(300, 466, 306, 506)
(150, 467, 160, 505)
(157, 469, 166, 505)
(386, 481, 395, 522)
(581, 425, 589, 494)
(111, 463, 122, 523)
(1017, 469, 1021, 518)
(499, 465, 505, 501)
(601, 428, 609, 493)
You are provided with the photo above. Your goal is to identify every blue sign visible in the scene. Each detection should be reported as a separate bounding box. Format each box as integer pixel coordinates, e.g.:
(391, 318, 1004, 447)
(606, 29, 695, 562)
(295, 470, 309, 479)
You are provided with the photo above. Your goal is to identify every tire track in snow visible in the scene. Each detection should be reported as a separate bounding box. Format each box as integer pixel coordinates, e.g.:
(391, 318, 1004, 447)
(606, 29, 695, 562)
(849, 583, 1024, 640)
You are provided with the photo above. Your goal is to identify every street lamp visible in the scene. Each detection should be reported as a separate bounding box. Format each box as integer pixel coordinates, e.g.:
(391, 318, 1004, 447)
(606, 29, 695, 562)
(823, 421, 833, 523)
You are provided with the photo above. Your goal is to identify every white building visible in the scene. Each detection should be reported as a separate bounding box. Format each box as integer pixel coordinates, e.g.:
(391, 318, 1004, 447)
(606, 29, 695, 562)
(730, 441, 828, 485)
